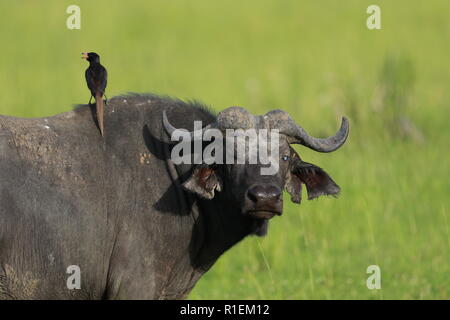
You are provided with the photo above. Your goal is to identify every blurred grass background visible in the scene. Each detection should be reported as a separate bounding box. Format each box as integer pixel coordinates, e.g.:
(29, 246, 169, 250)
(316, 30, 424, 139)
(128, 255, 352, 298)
(0, 0, 448, 299)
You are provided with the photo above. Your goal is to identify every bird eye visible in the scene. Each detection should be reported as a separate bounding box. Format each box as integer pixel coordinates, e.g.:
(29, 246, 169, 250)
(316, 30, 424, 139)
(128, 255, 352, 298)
(282, 155, 290, 161)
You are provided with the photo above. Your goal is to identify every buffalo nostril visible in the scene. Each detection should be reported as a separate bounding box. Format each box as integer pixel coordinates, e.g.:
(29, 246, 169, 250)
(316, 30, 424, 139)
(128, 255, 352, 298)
(247, 186, 261, 203)
(247, 185, 282, 203)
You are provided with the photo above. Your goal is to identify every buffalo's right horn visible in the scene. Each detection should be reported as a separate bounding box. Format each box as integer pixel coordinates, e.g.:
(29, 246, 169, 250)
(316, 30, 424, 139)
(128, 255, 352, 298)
(162, 110, 216, 140)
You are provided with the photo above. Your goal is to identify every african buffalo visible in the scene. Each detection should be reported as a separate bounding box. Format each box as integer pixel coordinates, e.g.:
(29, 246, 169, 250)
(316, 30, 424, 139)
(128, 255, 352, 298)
(0, 94, 348, 299)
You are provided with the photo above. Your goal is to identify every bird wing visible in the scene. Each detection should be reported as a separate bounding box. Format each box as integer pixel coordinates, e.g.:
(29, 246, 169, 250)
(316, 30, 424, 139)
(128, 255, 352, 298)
(98, 66, 107, 94)
(85, 65, 108, 95)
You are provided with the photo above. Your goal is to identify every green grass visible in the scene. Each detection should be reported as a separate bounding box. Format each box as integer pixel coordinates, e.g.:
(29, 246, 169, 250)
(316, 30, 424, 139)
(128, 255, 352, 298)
(0, 0, 448, 299)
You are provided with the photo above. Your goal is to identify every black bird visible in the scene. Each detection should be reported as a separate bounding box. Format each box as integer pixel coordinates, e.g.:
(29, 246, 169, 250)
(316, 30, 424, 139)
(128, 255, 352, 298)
(82, 52, 108, 136)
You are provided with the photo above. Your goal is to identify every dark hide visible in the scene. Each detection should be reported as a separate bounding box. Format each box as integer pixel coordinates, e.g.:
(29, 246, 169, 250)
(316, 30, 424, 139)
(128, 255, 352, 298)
(0, 94, 343, 299)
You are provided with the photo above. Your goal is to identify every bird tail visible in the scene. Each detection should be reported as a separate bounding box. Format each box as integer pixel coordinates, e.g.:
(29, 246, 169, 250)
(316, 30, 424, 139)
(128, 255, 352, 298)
(95, 92, 104, 136)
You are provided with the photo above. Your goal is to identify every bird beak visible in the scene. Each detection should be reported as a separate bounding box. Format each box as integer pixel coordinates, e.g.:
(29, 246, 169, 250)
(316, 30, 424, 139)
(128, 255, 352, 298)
(81, 52, 88, 59)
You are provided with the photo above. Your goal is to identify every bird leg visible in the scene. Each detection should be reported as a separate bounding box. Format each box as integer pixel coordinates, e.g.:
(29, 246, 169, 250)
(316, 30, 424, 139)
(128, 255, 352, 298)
(104, 94, 108, 106)
(88, 96, 93, 105)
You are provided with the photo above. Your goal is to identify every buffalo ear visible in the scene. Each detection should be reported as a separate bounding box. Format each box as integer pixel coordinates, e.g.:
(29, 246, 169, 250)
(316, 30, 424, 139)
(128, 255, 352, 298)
(183, 165, 222, 200)
(285, 169, 303, 203)
(286, 159, 340, 202)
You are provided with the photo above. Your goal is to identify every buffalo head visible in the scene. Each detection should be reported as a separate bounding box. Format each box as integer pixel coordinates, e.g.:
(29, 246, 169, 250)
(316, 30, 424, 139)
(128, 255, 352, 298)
(162, 107, 349, 223)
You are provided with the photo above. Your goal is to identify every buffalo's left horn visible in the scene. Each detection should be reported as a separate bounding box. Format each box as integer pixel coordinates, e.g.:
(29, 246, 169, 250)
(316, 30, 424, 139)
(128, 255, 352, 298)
(265, 110, 349, 152)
